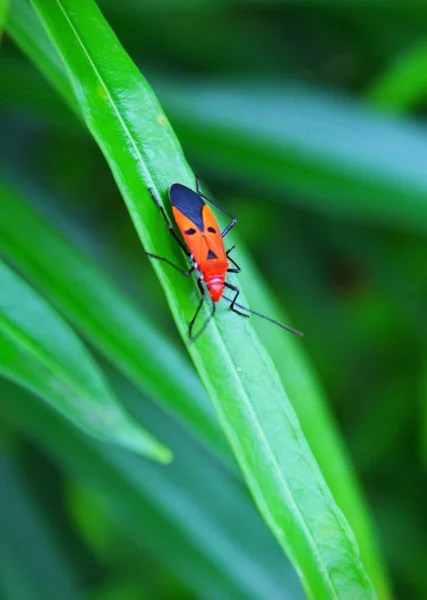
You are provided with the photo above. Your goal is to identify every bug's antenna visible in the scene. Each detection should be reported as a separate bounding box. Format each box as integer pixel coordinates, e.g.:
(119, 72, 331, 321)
(222, 295, 303, 337)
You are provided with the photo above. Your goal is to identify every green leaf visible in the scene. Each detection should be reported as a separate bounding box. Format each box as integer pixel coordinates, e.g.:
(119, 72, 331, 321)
(0, 375, 304, 600)
(422, 363, 427, 466)
(0, 56, 74, 126)
(100, 0, 424, 9)
(8, 1, 427, 240)
(0, 259, 170, 462)
(5, 6, 391, 596)
(158, 78, 427, 236)
(0, 0, 9, 43)
(7, 0, 76, 112)
(0, 446, 83, 600)
(0, 182, 231, 468)
(366, 39, 427, 114)
(232, 250, 392, 600)
(27, 0, 375, 597)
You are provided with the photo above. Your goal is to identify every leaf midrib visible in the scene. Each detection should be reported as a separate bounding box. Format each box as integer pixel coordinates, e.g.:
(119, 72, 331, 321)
(55, 0, 156, 191)
(49, 2, 346, 597)
(0, 310, 103, 409)
(211, 322, 340, 599)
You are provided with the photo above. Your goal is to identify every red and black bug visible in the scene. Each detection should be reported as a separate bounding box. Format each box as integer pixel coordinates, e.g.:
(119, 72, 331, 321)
(146, 178, 303, 342)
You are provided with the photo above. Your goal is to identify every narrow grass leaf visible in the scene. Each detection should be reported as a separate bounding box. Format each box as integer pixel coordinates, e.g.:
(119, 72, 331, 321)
(0, 259, 170, 462)
(0, 57, 75, 126)
(6, 8, 390, 595)
(158, 78, 427, 235)
(422, 363, 427, 466)
(0, 376, 305, 600)
(27, 0, 376, 597)
(0, 178, 391, 596)
(232, 248, 392, 600)
(0, 0, 9, 43)
(7, 0, 76, 111)
(366, 39, 427, 114)
(8, 4, 427, 236)
(0, 447, 83, 600)
(0, 181, 231, 468)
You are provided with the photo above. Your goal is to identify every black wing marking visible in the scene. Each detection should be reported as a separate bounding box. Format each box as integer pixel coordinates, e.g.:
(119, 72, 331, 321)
(169, 183, 205, 232)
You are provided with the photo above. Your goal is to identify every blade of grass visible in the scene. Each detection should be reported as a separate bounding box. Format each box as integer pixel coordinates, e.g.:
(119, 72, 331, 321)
(423, 363, 427, 466)
(8, 3, 427, 239)
(365, 39, 427, 114)
(100, 0, 425, 9)
(348, 375, 413, 475)
(0, 57, 75, 127)
(0, 447, 83, 600)
(6, 8, 391, 595)
(0, 259, 170, 462)
(0, 0, 9, 43)
(27, 0, 376, 597)
(0, 178, 392, 596)
(7, 0, 76, 112)
(232, 248, 392, 600)
(156, 77, 427, 236)
(0, 376, 304, 600)
(362, 34, 427, 474)
(65, 482, 196, 600)
(0, 181, 232, 469)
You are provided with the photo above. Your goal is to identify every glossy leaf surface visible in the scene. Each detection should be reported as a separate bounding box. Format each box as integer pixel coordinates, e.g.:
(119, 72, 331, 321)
(0, 259, 170, 461)
(27, 0, 375, 597)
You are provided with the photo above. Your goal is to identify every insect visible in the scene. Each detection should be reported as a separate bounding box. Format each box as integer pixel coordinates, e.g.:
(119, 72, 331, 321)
(146, 177, 303, 342)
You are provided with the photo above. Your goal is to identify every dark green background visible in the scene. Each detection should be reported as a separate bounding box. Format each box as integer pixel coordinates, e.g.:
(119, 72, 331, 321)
(1, 1, 426, 599)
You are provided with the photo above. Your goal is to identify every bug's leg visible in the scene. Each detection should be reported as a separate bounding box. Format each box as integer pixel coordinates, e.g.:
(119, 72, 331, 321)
(147, 187, 191, 256)
(223, 283, 304, 336)
(194, 177, 237, 238)
(188, 278, 216, 343)
(224, 282, 249, 318)
(146, 253, 195, 276)
(195, 177, 203, 195)
(189, 278, 206, 341)
(226, 246, 241, 274)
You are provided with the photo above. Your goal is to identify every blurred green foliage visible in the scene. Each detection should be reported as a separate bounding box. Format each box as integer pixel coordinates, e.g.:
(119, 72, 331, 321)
(1, 1, 427, 599)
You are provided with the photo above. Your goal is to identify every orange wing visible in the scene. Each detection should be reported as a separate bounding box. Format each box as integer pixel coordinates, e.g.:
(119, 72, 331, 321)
(172, 204, 228, 276)
(200, 205, 227, 262)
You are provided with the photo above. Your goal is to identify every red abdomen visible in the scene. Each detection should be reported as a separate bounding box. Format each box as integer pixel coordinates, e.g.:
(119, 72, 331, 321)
(204, 268, 227, 302)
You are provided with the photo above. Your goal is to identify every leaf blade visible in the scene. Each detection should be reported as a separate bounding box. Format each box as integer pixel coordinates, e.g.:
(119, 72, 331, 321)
(158, 78, 427, 235)
(0, 0, 9, 43)
(0, 375, 305, 600)
(0, 259, 170, 462)
(27, 0, 376, 597)
(0, 447, 83, 600)
(0, 181, 231, 468)
(5, 8, 391, 594)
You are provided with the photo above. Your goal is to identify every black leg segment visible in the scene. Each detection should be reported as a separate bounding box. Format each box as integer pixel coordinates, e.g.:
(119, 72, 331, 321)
(226, 246, 241, 274)
(195, 177, 237, 238)
(189, 277, 216, 343)
(223, 284, 304, 337)
(145, 252, 194, 276)
(148, 187, 191, 256)
(224, 282, 249, 318)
